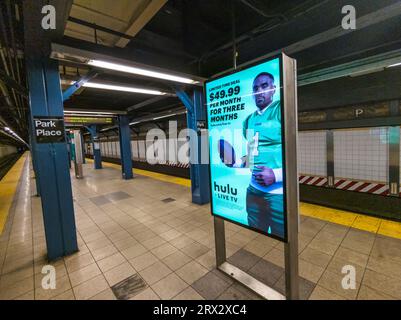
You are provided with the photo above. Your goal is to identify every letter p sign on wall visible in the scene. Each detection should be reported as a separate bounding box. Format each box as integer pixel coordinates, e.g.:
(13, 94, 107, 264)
(33, 116, 66, 143)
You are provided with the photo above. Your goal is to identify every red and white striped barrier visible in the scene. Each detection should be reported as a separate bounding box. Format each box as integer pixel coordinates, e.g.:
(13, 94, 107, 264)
(333, 179, 389, 196)
(299, 175, 391, 196)
(299, 175, 328, 187)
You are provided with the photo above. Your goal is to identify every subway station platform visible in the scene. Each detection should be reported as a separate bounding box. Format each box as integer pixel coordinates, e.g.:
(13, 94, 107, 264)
(1, 154, 401, 300)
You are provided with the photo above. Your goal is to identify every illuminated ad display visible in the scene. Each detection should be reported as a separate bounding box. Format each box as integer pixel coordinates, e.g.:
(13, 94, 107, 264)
(206, 55, 287, 241)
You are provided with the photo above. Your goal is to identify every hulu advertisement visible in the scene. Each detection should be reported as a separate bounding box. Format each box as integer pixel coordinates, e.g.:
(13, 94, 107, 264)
(206, 57, 287, 241)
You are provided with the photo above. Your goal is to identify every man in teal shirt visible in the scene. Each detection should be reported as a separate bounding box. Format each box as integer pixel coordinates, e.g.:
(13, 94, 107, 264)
(242, 72, 284, 237)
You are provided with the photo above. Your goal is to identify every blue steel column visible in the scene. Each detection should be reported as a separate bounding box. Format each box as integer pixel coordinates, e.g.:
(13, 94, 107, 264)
(118, 115, 133, 179)
(176, 88, 210, 204)
(88, 125, 102, 169)
(23, 1, 78, 260)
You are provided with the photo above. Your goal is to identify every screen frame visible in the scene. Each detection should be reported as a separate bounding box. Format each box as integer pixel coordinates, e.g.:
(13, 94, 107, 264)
(204, 53, 289, 243)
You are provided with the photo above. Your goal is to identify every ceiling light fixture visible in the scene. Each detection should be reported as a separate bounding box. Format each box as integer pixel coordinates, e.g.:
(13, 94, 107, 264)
(87, 59, 199, 85)
(388, 62, 401, 68)
(82, 82, 167, 96)
(61, 79, 169, 96)
(153, 114, 177, 120)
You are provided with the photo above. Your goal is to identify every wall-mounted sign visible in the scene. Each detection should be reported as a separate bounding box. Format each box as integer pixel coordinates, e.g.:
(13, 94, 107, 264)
(33, 116, 66, 143)
(206, 55, 290, 242)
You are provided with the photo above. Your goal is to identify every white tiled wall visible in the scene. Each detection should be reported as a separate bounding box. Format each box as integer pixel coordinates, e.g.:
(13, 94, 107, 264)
(138, 140, 146, 160)
(131, 141, 138, 160)
(334, 127, 388, 183)
(298, 131, 327, 176)
(92, 126, 399, 186)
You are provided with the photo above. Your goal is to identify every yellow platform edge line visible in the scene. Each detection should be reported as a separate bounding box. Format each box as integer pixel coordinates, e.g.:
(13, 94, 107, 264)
(0, 152, 28, 235)
(86, 158, 401, 240)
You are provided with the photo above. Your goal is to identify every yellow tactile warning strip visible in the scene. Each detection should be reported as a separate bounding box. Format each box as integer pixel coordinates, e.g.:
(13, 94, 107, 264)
(299, 203, 401, 239)
(86, 158, 401, 240)
(86, 159, 191, 187)
(0, 152, 28, 235)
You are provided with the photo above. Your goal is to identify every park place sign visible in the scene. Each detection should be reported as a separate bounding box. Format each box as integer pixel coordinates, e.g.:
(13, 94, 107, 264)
(33, 116, 66, 143)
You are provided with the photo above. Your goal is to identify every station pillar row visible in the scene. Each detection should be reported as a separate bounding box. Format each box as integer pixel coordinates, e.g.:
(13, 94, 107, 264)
(88, 125, 102, 169)
(118, 115, 133, 180)
(176, 88, 210, 205)
(23, 1, 78, 260)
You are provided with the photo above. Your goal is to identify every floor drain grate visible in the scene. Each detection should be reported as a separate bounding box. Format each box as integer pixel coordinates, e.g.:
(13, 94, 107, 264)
(111, 274, 148, 300)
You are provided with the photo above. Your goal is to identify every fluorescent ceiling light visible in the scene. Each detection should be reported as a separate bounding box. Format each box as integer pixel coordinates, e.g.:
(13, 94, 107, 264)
(153, 114, 177, 120)
(87, 59, 199, 85)
(388, 62, 401, 68)
(129, 121, 140, 125)
(82, 82, 167, 96)
(100, 126, 116, 132)
(61, 79, 168, 96)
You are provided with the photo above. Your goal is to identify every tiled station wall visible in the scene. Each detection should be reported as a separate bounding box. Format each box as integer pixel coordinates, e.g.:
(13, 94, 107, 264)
(86, 138, 190, 168)
(298, 131, 327, 177)
(333, 128, 389, 183)
(86, 126, 400, 194)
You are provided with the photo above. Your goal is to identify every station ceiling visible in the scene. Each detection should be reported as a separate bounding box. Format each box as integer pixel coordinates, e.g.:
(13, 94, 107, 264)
(58, 0, 401, 117)
(1, 0, 401, 144)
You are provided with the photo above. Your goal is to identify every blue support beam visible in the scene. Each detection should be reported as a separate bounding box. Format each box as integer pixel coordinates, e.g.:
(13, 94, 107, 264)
(175, 89, 194, 113)
(118, 115, 133, 180)
(87, 125, 102, 169)
(62, 70, 98, 102)
(175, 88, 210, 205)
(23, 1, 78, 260)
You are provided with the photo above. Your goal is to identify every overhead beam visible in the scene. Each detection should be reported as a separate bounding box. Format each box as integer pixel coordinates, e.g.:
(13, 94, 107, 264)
(175, 89, 193, 113)
(298, 48, 401, 86)
(70, 3, 127, 28)
(50, 42, 206, 85)
(115, 0, 168, 48)
(127, 96, 168, 112)
(62, 70, 99, 101)
(67, 16, 195, 59)
(211, 1, 401, 78)
(56, 35, 197, 73)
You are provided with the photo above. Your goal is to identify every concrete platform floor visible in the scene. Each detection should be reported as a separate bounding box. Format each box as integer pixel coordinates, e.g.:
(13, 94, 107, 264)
(1, 155, 401, 300)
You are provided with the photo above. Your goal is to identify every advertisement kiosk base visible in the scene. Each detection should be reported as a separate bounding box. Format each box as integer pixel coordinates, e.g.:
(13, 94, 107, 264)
(214, 217, 286, 300)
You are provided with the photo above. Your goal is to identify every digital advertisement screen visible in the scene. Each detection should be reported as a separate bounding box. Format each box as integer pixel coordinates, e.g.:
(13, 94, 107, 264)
(206, 56, 287, 241)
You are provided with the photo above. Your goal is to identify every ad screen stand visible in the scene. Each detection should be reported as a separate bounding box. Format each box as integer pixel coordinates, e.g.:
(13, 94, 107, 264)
(211, 54, 299, 300)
